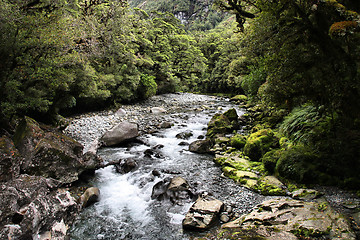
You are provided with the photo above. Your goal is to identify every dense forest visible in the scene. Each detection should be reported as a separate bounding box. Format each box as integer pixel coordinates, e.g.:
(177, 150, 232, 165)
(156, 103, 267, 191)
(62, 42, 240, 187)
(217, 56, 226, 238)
(1, 0, 360, 188)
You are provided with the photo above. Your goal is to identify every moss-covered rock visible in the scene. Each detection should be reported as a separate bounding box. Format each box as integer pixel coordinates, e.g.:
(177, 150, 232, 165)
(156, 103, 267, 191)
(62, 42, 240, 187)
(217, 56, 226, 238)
(230, 134, 246, 150)
(230, 94, 248, 103)
(275, 145, 319, 184)
(223, 108, 238, 122)
(206, 113, 233, 138)
(13, 116, 102, 184)
(261, 149, 283, 173)
(254, 176, 287, 196)
(222, 198, 355, 239)
(243, 128, 279, 161)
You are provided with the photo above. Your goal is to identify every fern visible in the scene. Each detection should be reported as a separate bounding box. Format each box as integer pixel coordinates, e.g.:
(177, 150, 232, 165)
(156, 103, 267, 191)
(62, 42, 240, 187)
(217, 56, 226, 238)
(280, 104, 324, 144)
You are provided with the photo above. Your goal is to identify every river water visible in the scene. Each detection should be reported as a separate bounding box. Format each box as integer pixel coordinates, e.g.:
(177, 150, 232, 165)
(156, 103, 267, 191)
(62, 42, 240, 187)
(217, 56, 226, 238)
(67, 93, 271, 239)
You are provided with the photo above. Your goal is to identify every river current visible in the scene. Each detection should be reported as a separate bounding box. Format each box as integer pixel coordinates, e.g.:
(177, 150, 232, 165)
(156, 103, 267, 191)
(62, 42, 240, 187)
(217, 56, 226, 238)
(67, 93, 271, 239)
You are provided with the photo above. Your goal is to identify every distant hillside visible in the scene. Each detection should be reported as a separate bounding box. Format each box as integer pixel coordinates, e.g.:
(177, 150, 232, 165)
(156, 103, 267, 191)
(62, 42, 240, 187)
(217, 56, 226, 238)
(128, 0, 227, 30)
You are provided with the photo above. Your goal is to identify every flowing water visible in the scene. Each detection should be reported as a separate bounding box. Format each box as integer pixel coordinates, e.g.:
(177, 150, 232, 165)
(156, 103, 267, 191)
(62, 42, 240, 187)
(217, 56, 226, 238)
(68, 94, 270, 240)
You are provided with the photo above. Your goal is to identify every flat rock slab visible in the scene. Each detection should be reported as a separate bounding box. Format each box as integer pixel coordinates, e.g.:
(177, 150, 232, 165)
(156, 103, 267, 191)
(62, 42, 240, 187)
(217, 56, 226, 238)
(222, 198, 356, 239)
(183, 195, 224, 230)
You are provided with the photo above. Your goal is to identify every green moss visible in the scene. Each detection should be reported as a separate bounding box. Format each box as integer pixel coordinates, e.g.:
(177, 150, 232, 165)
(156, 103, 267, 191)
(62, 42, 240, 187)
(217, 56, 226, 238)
(206, 113, 233, 138)
(244, 128, 279, 161)
(230, 94, 248, 103)
(261, 149, 282, 173)
(275, 145, 319, 183)
(223, 108, 238, 122)
(230, 134, 246, 149)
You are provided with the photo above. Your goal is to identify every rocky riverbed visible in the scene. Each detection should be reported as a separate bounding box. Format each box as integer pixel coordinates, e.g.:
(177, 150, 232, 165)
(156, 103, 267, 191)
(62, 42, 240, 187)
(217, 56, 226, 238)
(1, 93, 359, 239)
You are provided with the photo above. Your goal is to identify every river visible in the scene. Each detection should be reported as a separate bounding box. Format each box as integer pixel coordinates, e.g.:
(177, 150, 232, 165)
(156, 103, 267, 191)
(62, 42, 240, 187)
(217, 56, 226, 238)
(66, 93, 271, 239)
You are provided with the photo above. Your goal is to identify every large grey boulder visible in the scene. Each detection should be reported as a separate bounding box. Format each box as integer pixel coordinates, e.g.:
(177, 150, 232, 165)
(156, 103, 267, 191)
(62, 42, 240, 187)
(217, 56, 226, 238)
(183, 195, 224, 230)
(100, 121, 138, 146)
(13, 116, 102, 184)
(189, 139, 213, 153)
(0, 175, 79, 239)
(222, 198, 355, 239)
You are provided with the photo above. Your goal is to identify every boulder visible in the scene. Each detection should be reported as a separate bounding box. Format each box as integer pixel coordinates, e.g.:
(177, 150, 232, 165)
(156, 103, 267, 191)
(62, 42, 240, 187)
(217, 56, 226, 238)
(150, 107, 166, 114)
(13, 116, 102, 184)
(182, 195, 224, 230)
(176, 131, 193, 140)
(222, 198, 355, 239)
(151, 177, 194, 203)
(78, 187, 100, 208)
(243, 128, 279, 161)
(0, 136, 23, 182)
(0, 175, 79, 239)
(189, 139, 213, 154)
(100, 121, 139, 146)
(115, 158, 138, 173)
(206, 113, 235, 138)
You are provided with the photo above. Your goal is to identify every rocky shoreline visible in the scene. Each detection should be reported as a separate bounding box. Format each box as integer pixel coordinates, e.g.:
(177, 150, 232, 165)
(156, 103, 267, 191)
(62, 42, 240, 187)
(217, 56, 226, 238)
(1, 93, 360, 239)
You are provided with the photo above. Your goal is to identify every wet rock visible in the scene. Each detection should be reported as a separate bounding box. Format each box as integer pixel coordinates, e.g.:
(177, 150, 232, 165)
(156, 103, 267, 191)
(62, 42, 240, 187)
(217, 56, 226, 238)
(222, 198, 355, 239)
(0, 175, 79, 239)
(100, 121, 139, 146)
(13, 117, 102, 184)
(189, 139, 213, 154)
(144, 147, 163, 158)
(115, 158, 138, 173)
(158, 121, 172, 129)
(151, 177, 194, 203)
(220, 213, 230, 223)
(182, 195, 224, 230)
(176, 131, 193, 140)
(0, 136, 23, 182)
(292, 188, 323, 200)
(178, 141, 189, 146)
(78, 187, 100, 208)
(152, 169, 161, 177)
(197, 135, 205, 139)
(151, 107, 166, 114)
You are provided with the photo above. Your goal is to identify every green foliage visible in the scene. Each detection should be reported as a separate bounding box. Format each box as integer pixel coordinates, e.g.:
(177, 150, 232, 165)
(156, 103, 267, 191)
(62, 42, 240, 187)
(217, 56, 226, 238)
(280, 104, 326, 144)
(139, 74, 157, 99)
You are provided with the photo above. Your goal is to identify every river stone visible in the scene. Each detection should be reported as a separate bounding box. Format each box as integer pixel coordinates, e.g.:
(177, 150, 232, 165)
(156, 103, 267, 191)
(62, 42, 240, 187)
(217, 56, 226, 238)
(183, 195, 224, 230)
(176, 131, 193, 140)
(151, 177, 194, 203)
(115, 158, 138, 173)
(78, 187, 100, 208)
(158, 121, 172, 129)
(222, 198, 356, 239)
(150, 107, 166, 114)
(189, 139, 213, 153)
(100, 121, 139, 146)
(0, 175, 79, 239)
(13, 116, 102, 184)
(292, 188, 323, 200)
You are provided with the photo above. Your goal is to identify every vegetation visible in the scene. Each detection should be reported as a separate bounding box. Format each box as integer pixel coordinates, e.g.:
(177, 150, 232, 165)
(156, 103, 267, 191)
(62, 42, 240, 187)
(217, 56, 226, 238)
(1, 0, 360, 188)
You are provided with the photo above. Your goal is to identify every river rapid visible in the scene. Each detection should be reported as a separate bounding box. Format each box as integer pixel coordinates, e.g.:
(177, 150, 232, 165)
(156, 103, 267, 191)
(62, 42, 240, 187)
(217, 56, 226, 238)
(65, 93, 271, 239)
